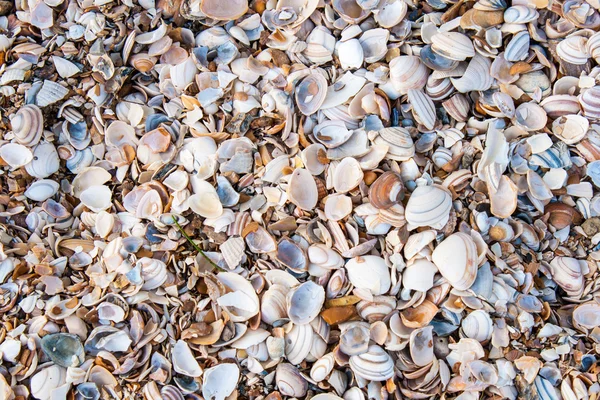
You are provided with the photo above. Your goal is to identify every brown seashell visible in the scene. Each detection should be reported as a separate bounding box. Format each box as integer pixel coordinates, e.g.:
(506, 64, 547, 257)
(544, 202, 583, 229)
(400, 300, 439, 328)
(460, 9, 504, 30)
(368, 171, 404, 209)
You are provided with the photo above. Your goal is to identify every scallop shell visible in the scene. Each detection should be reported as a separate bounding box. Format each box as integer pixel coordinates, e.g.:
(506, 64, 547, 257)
(431, 32, 475, 61)
(504, 31, 530, 62)
(296, 74, 328, 115)
(548, 257, 585, 298)
(431, 232, 478, 290)
(345, 255, 391, 295)
(348, 345, 394, 381)
(405, 184, 452, 229)
(10, 105, 43, 147)
(389, 56, 429, 94)
(372, 127, 415, 161)
(407, 89, 437, 130)
(557, 36, 590, 65)
(450, 54, 494, 93)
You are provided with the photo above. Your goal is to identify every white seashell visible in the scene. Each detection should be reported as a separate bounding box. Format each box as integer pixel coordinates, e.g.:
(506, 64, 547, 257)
(514, 102, 547, 131)
(25, 179, 59, 202)
(31, 2, 54, 30)
(1, 143, 33, 168)
(402, 259, 438, 292)
(461, 310, 493, 342)
(349, 345, 394, 381)
(296, 74, 328, 115)
(432, 232, 478, 290)
(504, 31, 530, 62)
(202, 364, 239, 400)
(404, 230, 436, 260)
(80, 185, 112, 213)
(287, 168, 318, 210)
(171, 57, 197, 90)
(333, 157, 364, 193)
(308, 244, 345, 270)
(374, 0, 408, 28)
(53, 56, 81, 78)
(573, 302, 600, 329)
(552, 114, 589, 144)
(324, 194, 353, 221)
(504, 6, 539, 24)
(95, 211, 114, 238)
(276, 363, 308, 397)
(358, 29, 390, 63)
(138, 257, 168, 290)
(36, 80, 69, 107)
(314, 120, 353, 148)
(10, 104, 43, 147)
(287, 281, 325, 325)
(579, 86, 600, 119)
(450, 54, 494, 93)
(405, 184, 452, 229)
(431, 32, 475, 61)
(285, 323, 314, 364)
(189, 180, 223, 218)
(31, 365, 66, 400)
(336, 39, 364, 70)
(311, 352, 335, 382)
(372, 127, 415, 161)
(527, 170, 553, 201)
(407, 89, 436, 130)
(409, 326, 434, 367)
(322, 72, 367, 109)
(389, 56, 429, 94)
(557, 36, 590, 65)
(261, 284, 288, 325)
(548, 257, 585, 298)
(217, 272, 260, 322)
(302, 144, 328, 175)
(172, 340, 203, 377)
(345, 255, 391, 295)
(135, 23, 167, 44)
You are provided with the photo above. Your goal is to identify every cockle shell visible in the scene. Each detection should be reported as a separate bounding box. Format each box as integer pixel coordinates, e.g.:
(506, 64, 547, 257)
(287, 281, 325, 325)
(348, 345, 394, 381)
(405, 184, 452, 229)
(548, 257, 585, 298)
(432, 232, 478, 290)
(389, 56, 428, 94)
(345, 255, 391, 295)
(10, 104, 43, 147)
(431, 32, 475, 61)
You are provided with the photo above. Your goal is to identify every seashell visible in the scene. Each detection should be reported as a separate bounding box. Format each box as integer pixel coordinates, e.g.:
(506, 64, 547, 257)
(407, 89, 436, 130)
(348, 345, 394, 381)
(368, 171, 404, 210)
(345, 255, 391, 295)
(172, 340, 203, 377)
(36, 80, 69, 108)
(311, 352, 335, 382)
(10, 104, 43, 147)
(552, 114, 589, 144)
(541, 95, 581, 119)
(31, 365, 66, 400)
(402, 259, 438, 292)
(389, 56, 429, 94)
(450, 54, 494, 93)
(405, 184, 452, 230)
(314, 120, 353, 148)
(572, 302, 600, 329)
(287, 281, 325, 325)
(287, 168, 318, 210)
(358, 29, 389, 63)
(189, 180, 223, 218)
(276, 363, 308, 397)
(372, 127, 415, 161)
(217, 272, 260, 322)
(1, 143, 33, 168)
(514, 102, 548, 131)
(420, 45, 459, 72)
(504, 31, 530, 62)
(460, 9, 504, 30)
(426, 76, 455, 101)
(333, 157, 364, 193)
(432, 232, 478, 290)
(443, 94, 471, 122)
(309, 244, 345, 271)
(336, 39, 364, 70)
(296, 74, 328, 115)
(548, 257, 585, 298)
(431, 32, 475, 61)
(41, 333, 84, 368)
(25, 179, 59, 202)
(137, 257, 168, 290)
(276, 238, 307, 273)
(461, 310, 493, 342)
(579, 87, 600, 119)
(261, 284, 288, 325)
(130, 53, 157, 73)
(202, 364, 239, 400)
(503, 6, 539, 24)
(557, 36, 590, 65)
(374, 0, 407, 28)
(324, 194, 353, 222)
(322, 72, 367, 109)
(285, 323, 314, 364)
(562, 0, 600, 29)
(409, 326, 434, 367)
(31, 2, 53, 29)
(80, 185, 112, 213)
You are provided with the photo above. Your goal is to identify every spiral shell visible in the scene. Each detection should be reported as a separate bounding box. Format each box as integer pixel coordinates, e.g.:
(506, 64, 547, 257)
(10, 105, 43, 147)
(432, 232, 478, 290)
(405, 184, 452, 229)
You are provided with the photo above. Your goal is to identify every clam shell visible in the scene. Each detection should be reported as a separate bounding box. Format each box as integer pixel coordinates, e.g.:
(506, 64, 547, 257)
(514, 102, 548, 131)
(189, 180, 223, 218)
(261, 284, 288, 325)
(420, 45, 459, 72)
(340, 321, 371, 356)
(10, 104, 43, 147)
(25, 179, 59, 202)
(285, 323, 314, 364)
(276, 363, 308, 397)
(504, 31, 530, 62)
(1, 143, 33, 168)
(348, 345, 394, 381)
(345, 255, 391, 295)
(36, 80, 69, 107)
(217, 272, 260, 322)
(557, 36, 590, 65)
(461, 310, 493, 342)
(310, 352, 335, 382)
(432, 232, 478, 290)
(200, 0, 248, 20)
(358, 28, 390, 63)
(372, 127, 415, 161)
(389, 56, 429, 94)
(403, 259, 438, 292)
(548, 257, 585, 298)
(407, 89, 437, 130)
(333, 157, 364, 193)
(405, 184, 452, 229)
(503, 6, 539, 24)
(296, 74, 328, 115)
(368, 171, 404, 209)
(336, 39, 364, 70)
(202, 364, 239, 400)
(572, 302, 600, 329)
(541, 95, 581, 119)
(431, 32, 475, 61)
(172, 340, 203, 377)
(288, 168, 318, 210)
(324, 194, 353, 221)
(314, 120, 353, 148)
(409, 326, 434, 367)
(450, 54, 494, 93)
(579, 87, 600, 119)
(552, 114, 589, 144)
(443, 94, 471, 122)
(287, 281, 325, 325)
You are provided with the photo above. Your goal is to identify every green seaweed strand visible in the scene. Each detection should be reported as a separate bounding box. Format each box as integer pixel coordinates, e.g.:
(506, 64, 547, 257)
(172, 216, 225, 272)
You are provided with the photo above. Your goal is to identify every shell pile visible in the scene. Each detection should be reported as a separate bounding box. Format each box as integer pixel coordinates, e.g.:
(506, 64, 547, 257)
(2, 0, 600, 399)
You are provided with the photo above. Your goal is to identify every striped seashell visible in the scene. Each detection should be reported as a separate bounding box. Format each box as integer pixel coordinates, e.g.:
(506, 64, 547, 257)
(420, 44, 459, 72)
(503, 6, 539, 24)
(348, 345, 395, 381)
(405, 184, 452, 230)
(451, 54, 494, 93)
(557, 36, 590, 65)
(504, 31, 530, 62)
(389, 55, 429, 94)
(372, 127, 415, 161)
(443, 94, 471, 122)
(36, 80, 69, 107)
(474, 0, 507, 11)
(10, 105, 43, 147)
(407, 89, 436, 130)
(540, 94, 581, 119)
(587, 31, 600, 62)
(431, 32, 475, 61)
(432, 232, 479, 290)
(563, 0, 600, 29)
(549, 256, 585, 298)
(579, 87, 600, 119)
(426, 76, 455, 101)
